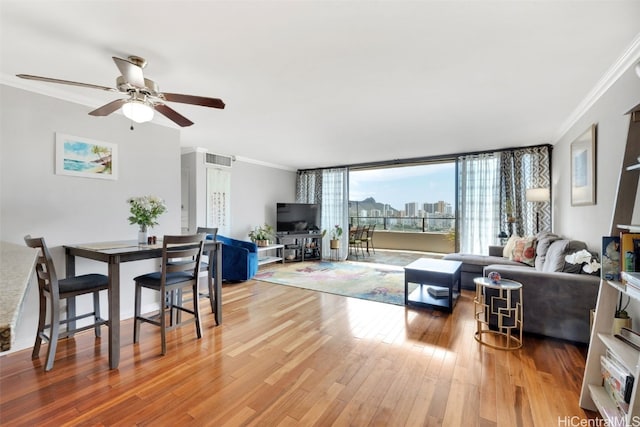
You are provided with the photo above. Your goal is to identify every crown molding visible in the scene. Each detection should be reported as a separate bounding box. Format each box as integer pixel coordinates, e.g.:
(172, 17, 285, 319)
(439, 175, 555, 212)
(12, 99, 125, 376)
(234, 155, 297, 172)
(554, 32, 640, 142)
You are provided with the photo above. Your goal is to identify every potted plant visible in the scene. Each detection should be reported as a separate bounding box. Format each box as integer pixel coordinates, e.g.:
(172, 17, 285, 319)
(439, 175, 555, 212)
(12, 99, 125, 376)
(248, 224, 275, 247)
(613, 293, 632, 335)
(329, 224, 343, 249)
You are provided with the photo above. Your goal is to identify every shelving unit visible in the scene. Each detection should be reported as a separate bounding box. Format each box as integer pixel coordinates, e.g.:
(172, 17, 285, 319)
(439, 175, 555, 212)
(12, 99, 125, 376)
(580, 105, 640, 422)
(618, 224, 640, 233)
(579, 278, 640, 424)
(277, 232, 322, 262)
(257, 244, 284, 266)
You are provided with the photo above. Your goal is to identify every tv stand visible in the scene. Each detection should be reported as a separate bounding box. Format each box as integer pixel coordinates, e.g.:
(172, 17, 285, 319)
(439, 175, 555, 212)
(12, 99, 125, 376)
(277, 232, 322, 262)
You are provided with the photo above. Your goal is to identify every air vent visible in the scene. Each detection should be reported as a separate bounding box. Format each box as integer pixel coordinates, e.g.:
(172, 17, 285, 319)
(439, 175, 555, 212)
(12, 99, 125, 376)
(204, 152, 233, 168)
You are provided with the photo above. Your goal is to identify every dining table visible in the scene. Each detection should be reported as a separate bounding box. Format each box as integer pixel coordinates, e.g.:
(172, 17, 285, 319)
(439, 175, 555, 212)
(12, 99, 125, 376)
(63, 238, 222, 369)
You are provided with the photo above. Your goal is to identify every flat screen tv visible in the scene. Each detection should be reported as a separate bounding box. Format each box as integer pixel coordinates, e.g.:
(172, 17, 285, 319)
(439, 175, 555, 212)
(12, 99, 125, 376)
(276, 203, 321, 234)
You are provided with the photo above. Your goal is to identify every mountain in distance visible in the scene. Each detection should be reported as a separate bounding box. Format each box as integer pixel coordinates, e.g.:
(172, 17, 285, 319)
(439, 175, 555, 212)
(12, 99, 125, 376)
(349, 197, 399, 215)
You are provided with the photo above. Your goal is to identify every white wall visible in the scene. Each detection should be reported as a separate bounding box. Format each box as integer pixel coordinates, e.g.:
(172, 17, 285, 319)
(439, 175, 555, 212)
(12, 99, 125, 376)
(0, 84, 182, 353)
(180, 151, 297, 240)
(552, 65, 640, 330)
(226, 160, 296, 241)
(180, 150, 207, 233)
(552, 66, 640, 250)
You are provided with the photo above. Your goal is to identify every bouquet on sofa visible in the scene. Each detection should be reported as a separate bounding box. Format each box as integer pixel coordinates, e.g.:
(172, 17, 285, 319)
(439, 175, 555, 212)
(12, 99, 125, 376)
(565, 249, 601, 274)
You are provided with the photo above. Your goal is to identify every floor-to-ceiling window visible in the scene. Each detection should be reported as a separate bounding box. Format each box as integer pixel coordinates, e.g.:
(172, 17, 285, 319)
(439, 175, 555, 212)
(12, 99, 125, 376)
(298, 145, 549, 256)
(349, 161, 456, 237)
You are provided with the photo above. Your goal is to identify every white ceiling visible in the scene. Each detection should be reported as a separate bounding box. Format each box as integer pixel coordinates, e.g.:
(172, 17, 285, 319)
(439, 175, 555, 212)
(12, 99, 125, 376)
(2, 1, 639, 170)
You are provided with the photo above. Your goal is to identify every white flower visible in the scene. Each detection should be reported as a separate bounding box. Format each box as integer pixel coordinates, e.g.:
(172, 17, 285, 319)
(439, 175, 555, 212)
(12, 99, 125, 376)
(583, 260, 601, 274)
(127, 195, 167, 228)
(565, 249, 601, 274)
(564, 249, 593, 265)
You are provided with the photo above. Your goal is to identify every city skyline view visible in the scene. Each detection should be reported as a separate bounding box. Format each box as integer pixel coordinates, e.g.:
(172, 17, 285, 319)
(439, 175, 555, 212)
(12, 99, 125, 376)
(349, 162, 456, 213)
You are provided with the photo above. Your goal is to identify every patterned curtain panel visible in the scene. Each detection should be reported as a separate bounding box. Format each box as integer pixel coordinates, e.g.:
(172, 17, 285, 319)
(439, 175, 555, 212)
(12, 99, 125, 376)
(296, 170, 322, 204)
(457, 153, 501, 254)
(296, 168, 349, 260)
(500, 146, 551, 237)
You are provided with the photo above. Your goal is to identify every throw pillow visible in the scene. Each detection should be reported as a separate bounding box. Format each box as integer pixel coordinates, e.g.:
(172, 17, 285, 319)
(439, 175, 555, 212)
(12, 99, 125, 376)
(534, 232, 560, 271)
(562, 261, 584, 274)
(542, 240, 588, 273)
(511, 237, 537, 266)
(503, 235, 520, 258)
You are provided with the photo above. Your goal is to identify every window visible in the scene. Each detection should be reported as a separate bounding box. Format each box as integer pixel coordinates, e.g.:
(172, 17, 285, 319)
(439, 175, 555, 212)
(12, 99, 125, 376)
(348, 161, 455, 233)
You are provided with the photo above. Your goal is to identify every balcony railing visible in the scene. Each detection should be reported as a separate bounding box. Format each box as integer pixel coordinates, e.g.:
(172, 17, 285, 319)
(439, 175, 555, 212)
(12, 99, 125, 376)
(349, 215, 456, 233)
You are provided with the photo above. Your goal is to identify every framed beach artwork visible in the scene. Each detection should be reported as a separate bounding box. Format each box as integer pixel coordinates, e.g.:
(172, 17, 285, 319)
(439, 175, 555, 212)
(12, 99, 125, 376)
(55, 133, 118, 180)
(570, 124, 596, 206)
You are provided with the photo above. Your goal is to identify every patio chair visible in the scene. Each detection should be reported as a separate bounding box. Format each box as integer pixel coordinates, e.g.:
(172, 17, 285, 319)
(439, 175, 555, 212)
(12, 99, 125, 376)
(349, 226, 366, 259)
(365, 224, 376, 254)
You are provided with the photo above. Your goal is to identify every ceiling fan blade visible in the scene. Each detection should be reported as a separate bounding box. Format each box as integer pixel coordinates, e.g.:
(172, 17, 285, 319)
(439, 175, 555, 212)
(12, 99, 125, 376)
(112, 56, 145, 88)
(154, 103, 194, 127)
(16, 74, 116, 92)
(162, 92, 226, 109)
(89, 99, 127, 116)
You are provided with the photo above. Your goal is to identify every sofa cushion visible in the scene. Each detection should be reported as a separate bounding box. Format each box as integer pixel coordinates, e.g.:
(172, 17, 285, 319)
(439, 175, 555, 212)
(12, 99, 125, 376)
(542, 239, 588, 273)
(511, 236, 537, 266)
(534, 232, 561, 271)
(443, 253, 521, 269)
(503, 235, 520, 258)
(443, 253, 523, 290)
(561, 260, 584, 274)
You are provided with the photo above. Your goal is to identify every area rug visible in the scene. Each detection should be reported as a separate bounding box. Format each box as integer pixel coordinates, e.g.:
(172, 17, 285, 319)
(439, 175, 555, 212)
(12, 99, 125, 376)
(255, 260, 406, 306)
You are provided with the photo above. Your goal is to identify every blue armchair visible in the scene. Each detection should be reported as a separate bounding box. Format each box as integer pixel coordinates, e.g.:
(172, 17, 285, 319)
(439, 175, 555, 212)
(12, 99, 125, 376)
(216, 235, 258, 281)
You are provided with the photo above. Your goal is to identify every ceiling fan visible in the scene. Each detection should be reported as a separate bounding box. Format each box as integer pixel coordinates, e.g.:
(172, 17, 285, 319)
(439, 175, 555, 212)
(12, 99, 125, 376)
(17, 55, 225, 127)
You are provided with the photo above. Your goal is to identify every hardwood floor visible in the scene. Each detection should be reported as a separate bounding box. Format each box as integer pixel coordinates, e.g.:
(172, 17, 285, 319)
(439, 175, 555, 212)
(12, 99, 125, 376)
(0, 279, 599, 426)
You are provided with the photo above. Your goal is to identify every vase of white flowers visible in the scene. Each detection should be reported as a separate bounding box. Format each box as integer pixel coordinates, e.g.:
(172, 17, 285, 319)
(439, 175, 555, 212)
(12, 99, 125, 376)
(127, 195, 167, 243)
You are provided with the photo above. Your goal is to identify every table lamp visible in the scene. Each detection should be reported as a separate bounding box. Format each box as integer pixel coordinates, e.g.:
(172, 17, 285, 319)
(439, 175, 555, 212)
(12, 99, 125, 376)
(526, 187, 550, 233)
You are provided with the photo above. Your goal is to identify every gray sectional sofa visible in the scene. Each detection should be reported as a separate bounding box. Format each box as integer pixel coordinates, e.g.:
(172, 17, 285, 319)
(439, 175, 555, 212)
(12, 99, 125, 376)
(443, 232, 600, 343)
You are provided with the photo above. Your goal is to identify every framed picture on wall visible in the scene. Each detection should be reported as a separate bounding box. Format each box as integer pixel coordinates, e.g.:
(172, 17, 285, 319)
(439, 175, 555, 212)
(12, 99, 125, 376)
(570, 124, 596, 206)
(55, 133, 118, 180)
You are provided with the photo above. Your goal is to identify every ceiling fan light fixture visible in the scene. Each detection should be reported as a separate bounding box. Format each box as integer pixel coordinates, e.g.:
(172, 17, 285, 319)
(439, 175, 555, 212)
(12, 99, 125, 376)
(18, 55, 225, 127)
(122, 99, 154, 123)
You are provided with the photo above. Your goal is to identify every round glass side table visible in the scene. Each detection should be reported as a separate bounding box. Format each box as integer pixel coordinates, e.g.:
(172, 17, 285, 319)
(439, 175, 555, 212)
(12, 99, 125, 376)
(473, 277, 523, 350)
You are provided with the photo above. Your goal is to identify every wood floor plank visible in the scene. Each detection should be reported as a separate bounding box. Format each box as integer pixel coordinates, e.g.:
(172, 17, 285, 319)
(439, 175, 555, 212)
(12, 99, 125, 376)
(0, 281, 600, 426)
(479, 348, 498, 423)
(296, 382, 346, 426)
